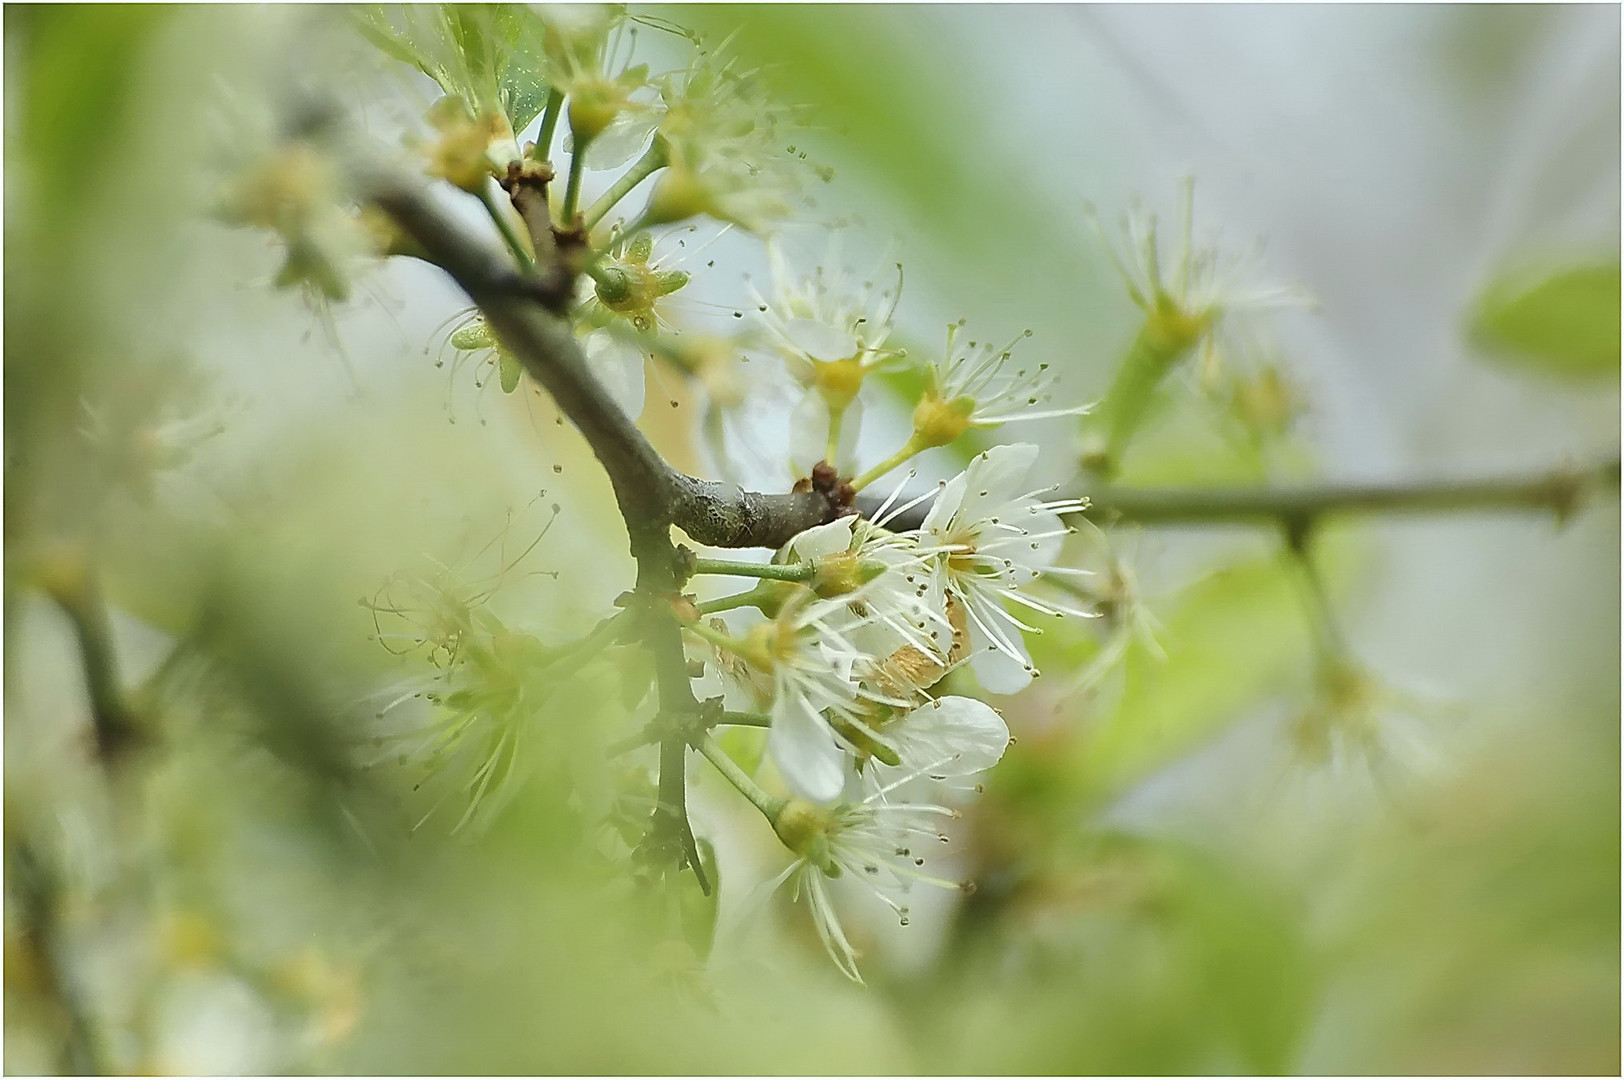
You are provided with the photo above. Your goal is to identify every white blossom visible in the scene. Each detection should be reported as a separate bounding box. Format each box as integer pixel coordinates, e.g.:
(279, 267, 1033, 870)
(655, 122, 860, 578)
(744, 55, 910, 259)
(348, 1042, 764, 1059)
(861, 695, 1009, 796)
(925, 321, 1093, 428)
(1084, 179, 1314, 371)
(714, 588, 899, 804)
(919, 443, 1088, 694)
(643, 41, 817, 233)
(752, 236, 903, 383)
(767, 783, 969, 983)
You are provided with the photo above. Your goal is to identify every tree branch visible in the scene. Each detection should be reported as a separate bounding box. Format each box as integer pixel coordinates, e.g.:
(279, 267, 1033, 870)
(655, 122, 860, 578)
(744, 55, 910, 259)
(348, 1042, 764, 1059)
(863, 457, 1621, 532)
(1083, 457, 1620, 529)
(357, 167, 845, 552)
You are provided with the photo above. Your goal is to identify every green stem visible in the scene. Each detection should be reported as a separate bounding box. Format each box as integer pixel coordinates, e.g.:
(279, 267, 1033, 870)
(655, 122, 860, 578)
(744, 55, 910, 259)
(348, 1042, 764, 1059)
(583, 142, 668, 231)
(697, 588, 769, 616)
(1087, 317, 1200, 479)
(698, 734, 785, 822)
(608, 712, 773, 757)
(479, 181, 535, 274)
(690, 557, 815, 583)
(824, 403, 847, 466)
(561, 137, 589, 224)
(716, 711, 772, 728)
(42, 573, 139, 761)
(533, 88, 564, 162)
(681, 617, 743, 653)
(1080, 457, 1622, 528)
(850, 435, 924, 494)
(1280, 538, 1348, 670)
(545, 612, 624, 667)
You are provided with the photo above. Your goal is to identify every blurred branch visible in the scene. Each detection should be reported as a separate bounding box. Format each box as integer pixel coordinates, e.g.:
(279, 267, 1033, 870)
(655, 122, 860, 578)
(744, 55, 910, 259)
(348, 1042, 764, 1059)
(35, 549, 143, 762)
(1083, 456, 1621, 530)
(7, 837, 106, 1074)
(866, 456, 1621, 532)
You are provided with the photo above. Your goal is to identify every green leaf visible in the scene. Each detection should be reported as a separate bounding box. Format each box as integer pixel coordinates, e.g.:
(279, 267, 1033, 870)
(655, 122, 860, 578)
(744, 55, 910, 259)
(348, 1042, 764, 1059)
(1075, 553, 1308, 798)
(355, 4, 539, 117)
(1024, 536, 1350, 808)
(1468, 261, 1621, 381)
(499, 30, 552, 134)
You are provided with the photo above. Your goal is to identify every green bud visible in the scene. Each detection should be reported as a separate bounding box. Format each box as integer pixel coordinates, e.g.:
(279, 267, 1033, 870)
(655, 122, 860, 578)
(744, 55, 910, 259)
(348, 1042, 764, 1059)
(593, 266, 634, 306)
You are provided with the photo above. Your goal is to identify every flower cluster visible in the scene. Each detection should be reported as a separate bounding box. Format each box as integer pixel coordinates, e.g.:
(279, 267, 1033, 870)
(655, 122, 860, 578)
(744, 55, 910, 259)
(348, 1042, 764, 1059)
(324, 4, 1312, 988)
(675, 440, 1092, 979)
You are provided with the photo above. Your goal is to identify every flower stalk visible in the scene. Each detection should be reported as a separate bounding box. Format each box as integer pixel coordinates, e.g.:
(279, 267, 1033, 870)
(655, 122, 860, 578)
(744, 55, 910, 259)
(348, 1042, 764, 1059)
(583, 141, 668, 231)
(479, 179, 536, 274)
(688, 557, 817, 583)
(697, 734, 786, 823)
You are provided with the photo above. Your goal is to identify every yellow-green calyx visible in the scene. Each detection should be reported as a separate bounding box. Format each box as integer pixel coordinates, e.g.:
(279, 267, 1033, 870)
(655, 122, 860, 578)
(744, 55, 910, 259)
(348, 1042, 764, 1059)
(810, 551, 862, 597)
(773, 800, 836, 874)
(911, 393, 976, 448)
(422, 100, 514, 193)
(736, 623, 784, 673)
(1231, 366, 1297, 436)
(1145, 299, 1212, 353)
(567, 84, 621, 145)
(811, 357, 866, 412)
(594, 263, 689, 329)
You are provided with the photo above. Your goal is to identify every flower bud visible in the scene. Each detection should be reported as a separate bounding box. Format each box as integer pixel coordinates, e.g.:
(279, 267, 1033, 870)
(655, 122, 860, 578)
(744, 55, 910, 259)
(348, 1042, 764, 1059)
(594, 265, 635, 306)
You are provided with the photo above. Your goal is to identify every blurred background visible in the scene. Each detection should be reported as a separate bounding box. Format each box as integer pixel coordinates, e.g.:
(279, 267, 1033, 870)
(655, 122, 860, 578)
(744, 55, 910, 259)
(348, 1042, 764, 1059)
(5, 4, 1618, 1074)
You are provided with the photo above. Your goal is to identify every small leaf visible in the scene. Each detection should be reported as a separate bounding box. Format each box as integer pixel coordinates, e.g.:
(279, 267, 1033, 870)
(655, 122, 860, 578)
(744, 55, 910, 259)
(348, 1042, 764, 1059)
(1469, 261, 1621, 381)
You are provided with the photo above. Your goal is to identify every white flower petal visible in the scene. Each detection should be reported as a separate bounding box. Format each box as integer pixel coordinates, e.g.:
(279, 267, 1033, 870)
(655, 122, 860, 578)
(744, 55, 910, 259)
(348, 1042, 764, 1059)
(585, 332, 646, 418)
(770, 692, 847, 804)
(890, 696, 1009, 776)
(584, 110, 661, 170)
(967, 615, 1034, 695)
(953, 443, 1040, 526)
(788, 392, 863, 476)
(784, 317, 858, 363)
(921, 469, 968, 536)
(787, 392, 830, 477)
(789, 517, 855, 562)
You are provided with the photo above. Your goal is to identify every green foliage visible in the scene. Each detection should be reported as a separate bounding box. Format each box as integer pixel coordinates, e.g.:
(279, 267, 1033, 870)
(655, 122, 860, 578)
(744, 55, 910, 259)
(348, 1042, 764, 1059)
(1081, 554, 1310, 798)
(3, 5, 1618, 1075)
(918, 833, 1315, 1074)
(1468, 260, 1622, 381)
(1019, 543, 1333, 812)
(355, 4, 549, 130)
